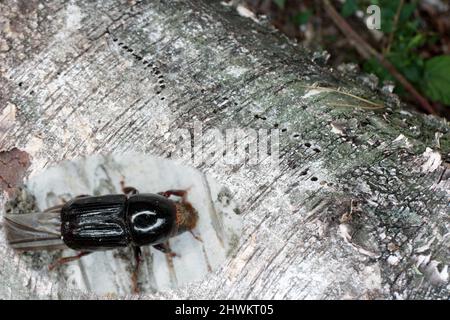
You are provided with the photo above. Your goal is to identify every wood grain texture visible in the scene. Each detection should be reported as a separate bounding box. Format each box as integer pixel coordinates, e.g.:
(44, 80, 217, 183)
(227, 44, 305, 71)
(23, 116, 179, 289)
(0, 0, 449, 299)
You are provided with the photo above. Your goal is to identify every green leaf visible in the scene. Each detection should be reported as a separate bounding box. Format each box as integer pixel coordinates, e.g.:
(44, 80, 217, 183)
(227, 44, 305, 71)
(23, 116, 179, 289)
(399, 3, 416, 22)
(293, 10, 312, 25)
(341, 0, 358, 17)
(403, 64, 422, 84)
(406, 34, 425, 49)
(274, 0, 285, 9)
(423, 55, 450, 105)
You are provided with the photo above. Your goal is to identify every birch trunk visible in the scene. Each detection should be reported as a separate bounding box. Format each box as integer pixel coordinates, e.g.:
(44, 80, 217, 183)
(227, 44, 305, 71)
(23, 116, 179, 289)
(0, 0, 448, 299)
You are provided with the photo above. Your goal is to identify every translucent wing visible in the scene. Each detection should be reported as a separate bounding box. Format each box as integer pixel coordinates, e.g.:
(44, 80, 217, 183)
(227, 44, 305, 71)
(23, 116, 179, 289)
(3, 205, 67, 251)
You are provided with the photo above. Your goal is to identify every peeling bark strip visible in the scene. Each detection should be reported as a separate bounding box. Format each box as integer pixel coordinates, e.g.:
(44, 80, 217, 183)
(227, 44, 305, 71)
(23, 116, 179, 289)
(0, 148, 30, 196)
(0, 0, 449, 299)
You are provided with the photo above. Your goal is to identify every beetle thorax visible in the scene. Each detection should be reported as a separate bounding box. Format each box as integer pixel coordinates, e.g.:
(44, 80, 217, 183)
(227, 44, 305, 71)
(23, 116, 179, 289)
(174, 202, 198, 234)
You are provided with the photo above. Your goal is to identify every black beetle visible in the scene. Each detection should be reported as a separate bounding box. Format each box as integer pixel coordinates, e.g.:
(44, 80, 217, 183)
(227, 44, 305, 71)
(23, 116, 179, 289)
(4, 182, 200, 293)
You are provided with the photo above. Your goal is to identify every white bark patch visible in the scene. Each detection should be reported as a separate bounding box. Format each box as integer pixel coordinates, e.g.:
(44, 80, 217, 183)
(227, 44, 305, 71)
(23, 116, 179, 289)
(361, 264, 382, 291)
(225, 65, 249, 78)
(302, 89, 322, 99)
(399, 110, 413, 116)
(421, 147, 442, 173)
(392, 134, 413, 148)
(220, 1, 233, 7)
(65, 3, 83, 31)
(387, 255, 400, 266)
(24, 136, 43, 169)
(236, 5, 259, 23)
(0, 103, 16, 135)
(330, 122, 345, 136)
(414, 254, 449, 286)
(54, 2, 83, 42)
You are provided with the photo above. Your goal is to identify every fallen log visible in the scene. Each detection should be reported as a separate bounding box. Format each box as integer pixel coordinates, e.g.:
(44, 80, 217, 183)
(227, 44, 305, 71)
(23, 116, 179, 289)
(0, 0, 448, 299)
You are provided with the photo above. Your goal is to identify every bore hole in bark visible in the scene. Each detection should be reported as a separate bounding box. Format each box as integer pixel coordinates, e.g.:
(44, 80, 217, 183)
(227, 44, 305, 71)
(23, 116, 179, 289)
(254, 115, 267, 120)
(111, 38, 165, 93)
(300, 170, 308, 176)
(281, 128, 287, 132)
(311, 177, 318, 181)
(18, 82, 23, 87)
(274, 123, 279, 128)
(293, 134, 300, 138)
(361, 120, 370, 127)
(305, 142, 311, 148)
(113, 38, 118, 42)
(160, 97, 165, 101)
(313, 148, 321, 153)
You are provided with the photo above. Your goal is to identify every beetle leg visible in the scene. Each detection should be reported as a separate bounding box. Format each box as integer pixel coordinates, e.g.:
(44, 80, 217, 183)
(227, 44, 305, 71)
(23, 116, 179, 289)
(123, 186, 138, 196)
(158, 189, 190, 201)
(153, 242, 178, 258)
(189, 230, 203, 242)
(48, 251, 92, 270)
(131, 246, 142, 294)
(120, 178, 139, 196)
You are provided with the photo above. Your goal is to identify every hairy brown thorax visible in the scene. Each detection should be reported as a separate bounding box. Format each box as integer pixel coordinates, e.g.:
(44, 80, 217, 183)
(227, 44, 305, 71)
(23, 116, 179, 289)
(174, 202, 199, 234)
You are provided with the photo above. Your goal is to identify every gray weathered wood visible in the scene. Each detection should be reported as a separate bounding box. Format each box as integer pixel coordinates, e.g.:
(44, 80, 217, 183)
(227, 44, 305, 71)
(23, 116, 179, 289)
(0, 0, 449, 299)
